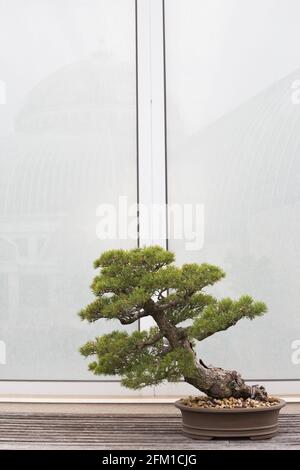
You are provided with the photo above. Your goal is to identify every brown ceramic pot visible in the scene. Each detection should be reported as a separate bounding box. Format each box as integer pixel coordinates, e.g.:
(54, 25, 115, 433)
(175, 399, 286, 440)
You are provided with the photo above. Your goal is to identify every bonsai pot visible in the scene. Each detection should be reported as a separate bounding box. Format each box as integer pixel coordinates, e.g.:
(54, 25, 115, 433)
(175, 399, 286, 440)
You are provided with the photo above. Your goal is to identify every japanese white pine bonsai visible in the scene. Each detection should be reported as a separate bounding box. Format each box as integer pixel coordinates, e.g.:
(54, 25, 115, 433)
(79, 246, 267, 400)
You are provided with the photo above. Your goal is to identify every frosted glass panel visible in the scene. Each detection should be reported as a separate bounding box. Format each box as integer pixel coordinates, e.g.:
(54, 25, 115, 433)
(165, 0, 300, 379)
(0, 0, 137, 379)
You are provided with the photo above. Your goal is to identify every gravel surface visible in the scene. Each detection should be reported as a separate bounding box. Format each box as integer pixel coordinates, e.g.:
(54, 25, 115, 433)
(179, 395, 280, 409)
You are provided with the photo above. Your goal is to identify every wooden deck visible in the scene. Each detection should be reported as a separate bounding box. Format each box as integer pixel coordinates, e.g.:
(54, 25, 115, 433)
(0, 413, 299, 450)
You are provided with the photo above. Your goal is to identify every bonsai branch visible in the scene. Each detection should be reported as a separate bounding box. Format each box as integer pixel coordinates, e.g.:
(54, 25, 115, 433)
(135, 332, 164, 350)
(118, 309, 149, 325)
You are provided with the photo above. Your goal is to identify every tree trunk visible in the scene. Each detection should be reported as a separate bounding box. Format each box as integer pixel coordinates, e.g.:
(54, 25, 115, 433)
(184, 356, 267, 400)
(152, 310, 268, 401)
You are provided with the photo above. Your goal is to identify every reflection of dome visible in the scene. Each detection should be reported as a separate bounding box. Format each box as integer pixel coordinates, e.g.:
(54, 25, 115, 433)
(0, 52, 136, 215)
(171, 68, 300, 237)
(4, 142, 113, 214)
(0, 52, 136, 381)
(15, 53, 135, 134)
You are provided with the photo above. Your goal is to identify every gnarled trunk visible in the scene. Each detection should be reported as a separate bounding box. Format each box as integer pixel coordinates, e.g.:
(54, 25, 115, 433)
(152, 310, 268, 401)
(184, 359, 267, 401)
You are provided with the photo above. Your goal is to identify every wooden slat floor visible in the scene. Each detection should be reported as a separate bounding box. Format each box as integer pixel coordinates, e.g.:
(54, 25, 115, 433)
(0, 413, 299, 450)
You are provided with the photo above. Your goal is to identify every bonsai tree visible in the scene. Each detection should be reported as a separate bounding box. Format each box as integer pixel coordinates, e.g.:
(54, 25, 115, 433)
(79, 246, 267, 400)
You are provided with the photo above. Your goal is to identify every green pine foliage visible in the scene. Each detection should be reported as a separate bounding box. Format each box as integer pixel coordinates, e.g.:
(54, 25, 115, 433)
(79, 246, 267, 389)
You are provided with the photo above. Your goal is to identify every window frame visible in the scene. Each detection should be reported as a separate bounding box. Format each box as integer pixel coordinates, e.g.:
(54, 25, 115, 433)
(0, 0, 298, 400)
